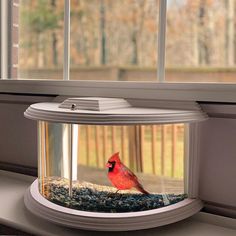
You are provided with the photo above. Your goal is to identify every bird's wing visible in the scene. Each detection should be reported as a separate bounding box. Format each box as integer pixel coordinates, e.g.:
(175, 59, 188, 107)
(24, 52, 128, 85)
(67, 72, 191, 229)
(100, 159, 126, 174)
(121, 165, 139, 182)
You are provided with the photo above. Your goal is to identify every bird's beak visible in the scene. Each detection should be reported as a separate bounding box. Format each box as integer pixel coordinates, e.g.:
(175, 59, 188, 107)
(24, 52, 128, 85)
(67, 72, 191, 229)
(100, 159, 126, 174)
(106, 162, 112, 168)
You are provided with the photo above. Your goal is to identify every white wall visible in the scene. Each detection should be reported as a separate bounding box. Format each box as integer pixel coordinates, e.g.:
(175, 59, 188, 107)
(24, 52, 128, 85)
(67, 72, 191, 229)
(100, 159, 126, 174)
(0, 95, 55, 169)
(199, 117, 236, 208)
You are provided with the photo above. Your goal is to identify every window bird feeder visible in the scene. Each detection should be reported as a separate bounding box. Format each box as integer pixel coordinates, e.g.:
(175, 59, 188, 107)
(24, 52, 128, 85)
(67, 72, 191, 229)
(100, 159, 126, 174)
(24, 97, 207, 231)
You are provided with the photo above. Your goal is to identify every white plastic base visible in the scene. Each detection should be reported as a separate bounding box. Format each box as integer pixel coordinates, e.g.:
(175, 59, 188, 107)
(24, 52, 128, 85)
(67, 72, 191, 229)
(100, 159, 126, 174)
(24, 179, 203, 231)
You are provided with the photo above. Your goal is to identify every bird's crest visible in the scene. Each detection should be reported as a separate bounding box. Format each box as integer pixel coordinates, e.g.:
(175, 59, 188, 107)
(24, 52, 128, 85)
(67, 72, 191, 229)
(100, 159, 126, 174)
(108, 152, 121, 163)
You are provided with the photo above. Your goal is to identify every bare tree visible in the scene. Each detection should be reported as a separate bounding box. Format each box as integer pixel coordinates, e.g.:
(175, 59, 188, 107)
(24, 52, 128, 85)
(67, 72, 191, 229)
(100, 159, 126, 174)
(51, 0, 58, 67)
(225, 0, 235, 66)
(198, 0, 210, 65)
(100, 0, 106, 65)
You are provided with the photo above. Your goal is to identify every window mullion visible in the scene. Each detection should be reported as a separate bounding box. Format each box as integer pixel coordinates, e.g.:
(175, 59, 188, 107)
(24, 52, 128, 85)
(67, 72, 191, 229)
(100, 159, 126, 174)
(63, 0, 70, 81)
(157, 0, 167, 82)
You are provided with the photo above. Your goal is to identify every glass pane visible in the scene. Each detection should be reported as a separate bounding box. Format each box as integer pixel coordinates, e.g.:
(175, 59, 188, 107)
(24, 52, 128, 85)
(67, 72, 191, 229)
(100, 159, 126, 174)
(18, 0, 64, 80)
(39, 122, 186, 213)
(17, 0, 159, 81)
(166, 0, 236, 83)
(70, 0, 159, 81)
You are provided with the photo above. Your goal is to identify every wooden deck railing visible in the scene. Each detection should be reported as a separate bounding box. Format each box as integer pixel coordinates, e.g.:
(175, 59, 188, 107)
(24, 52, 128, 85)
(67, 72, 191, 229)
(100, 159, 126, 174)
(78, 124, 185, 178)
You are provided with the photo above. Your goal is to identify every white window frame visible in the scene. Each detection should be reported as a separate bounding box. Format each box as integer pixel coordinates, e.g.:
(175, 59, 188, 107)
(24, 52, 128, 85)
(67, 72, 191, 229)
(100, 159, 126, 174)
(1, 0, 236, 103)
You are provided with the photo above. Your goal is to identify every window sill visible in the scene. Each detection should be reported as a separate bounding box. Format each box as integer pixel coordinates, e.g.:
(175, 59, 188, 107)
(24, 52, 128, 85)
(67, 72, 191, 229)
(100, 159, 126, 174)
(0, 80, 236, 103)
(0, 170, 235, 236)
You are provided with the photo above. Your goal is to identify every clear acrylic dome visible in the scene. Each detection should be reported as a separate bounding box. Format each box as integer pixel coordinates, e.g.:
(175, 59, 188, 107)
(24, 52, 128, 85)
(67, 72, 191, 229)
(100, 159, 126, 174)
(38, 121, 186, 213)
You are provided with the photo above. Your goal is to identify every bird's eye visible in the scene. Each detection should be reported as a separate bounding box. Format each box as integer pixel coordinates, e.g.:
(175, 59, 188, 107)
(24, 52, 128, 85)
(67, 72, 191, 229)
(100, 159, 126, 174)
(108, 161, 116, 166)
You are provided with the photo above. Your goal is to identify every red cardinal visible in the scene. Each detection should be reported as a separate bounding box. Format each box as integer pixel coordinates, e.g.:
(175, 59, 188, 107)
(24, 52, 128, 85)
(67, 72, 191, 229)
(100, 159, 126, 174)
(106, 152, 149, 194)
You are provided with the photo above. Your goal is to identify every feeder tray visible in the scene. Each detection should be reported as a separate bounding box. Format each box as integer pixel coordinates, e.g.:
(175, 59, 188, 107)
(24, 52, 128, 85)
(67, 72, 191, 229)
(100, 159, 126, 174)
(24, 97, 207, 231)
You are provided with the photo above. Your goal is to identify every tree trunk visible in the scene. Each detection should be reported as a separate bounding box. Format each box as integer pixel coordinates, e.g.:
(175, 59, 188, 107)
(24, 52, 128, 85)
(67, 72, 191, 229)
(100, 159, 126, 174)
(225, 0, 235, 66)
(51, 0, 58, 67)
(52, 32, 58, 66)
(100, 0, 106, 65)
(38, 33, 44, 68)
(193, 20, 199, 66)
(131, 30, 138, 65)
(198, 0, 209, 65)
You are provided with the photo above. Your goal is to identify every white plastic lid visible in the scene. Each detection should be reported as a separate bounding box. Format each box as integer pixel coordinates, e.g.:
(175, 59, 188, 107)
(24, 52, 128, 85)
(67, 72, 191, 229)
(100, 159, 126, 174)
(24, 97, 207, 125)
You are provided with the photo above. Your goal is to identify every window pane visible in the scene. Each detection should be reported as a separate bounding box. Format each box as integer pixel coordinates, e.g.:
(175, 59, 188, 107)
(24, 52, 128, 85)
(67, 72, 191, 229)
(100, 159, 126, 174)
(18, 0, 64, 80)
(70, 0, 159, 81)
(17, 0, 159, 81)
(166, 0, 236, 83)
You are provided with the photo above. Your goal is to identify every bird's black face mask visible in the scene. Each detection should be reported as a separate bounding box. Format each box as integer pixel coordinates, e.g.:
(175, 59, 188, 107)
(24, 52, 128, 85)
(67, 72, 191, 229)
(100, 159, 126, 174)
(107, 161, 116, 172)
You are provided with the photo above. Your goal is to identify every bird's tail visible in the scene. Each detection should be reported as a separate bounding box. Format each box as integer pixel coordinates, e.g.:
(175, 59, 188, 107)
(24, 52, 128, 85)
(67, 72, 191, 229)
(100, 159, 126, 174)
(135, 183, 150, 195)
